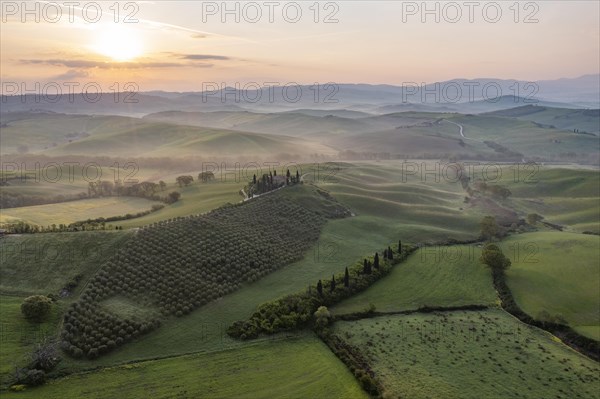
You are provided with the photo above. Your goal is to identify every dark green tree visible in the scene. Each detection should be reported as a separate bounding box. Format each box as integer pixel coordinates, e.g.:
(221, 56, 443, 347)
(527, 213, 543, 225)
(388, 246, 394, 260)
(176, 175, 194, 187)
(317, 280, 323, 296)
(480, 243, 511, 272)
(480, 216, 500, 241)
(167, 191, 181, 203)
(21, 295, 52, 322)
(398, 240, 402, 254)
(330, 274, 336, 292)
(314, 306, 330, 330)
(344, 267, 349, 287)
(374, 253, 379, 269)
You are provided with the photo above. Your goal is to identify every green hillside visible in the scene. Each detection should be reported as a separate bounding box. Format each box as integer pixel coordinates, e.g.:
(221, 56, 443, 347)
(489, 105, 600, 134)
(500, 232, 600, 339)
(332, 309, 600, 399)
(495, 167, 600, 233)
(2, 335, 368, 399)
(332, 245, 496, 315)
(0, 197, 161, 226)
(0, 113, 335, 158)
(0, 231, 133, 296)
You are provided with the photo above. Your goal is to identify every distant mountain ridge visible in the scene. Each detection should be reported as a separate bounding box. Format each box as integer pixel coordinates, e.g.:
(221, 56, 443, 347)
(1, 75, 598, 116)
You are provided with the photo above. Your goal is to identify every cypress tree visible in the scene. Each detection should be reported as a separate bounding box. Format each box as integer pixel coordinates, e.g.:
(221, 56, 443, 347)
(374, 252, 380, 269)
(317, 280, 323, 296)
(388, 246, 394, 260)
(383, 248, 388, 260)
(398, 240, 402, 254)
(344, 267, 349, 287)
(330, 275, 336, 292)
(363, 259, 368, 274)
(253, 174, 257, 184)
(296, 170, 300, 183)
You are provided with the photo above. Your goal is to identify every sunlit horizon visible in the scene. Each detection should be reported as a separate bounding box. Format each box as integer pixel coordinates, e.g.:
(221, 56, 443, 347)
(1, 1, 599, 91)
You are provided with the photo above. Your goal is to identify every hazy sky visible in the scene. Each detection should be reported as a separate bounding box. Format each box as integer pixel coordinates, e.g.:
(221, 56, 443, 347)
(1, 1, 599, 92)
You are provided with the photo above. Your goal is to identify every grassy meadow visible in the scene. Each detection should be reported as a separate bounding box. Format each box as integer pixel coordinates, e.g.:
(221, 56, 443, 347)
(0, 113, 335, 158)
(0, 159, 597, 398)
(494, 167, 600, 233)
(332, 309, 600, 399)
(0, 231, 133, 297)
(500, 232, 600, 339)
(0, 197, 161, 226)
(331, 245, 497, 315)
(2, 335, 368, 399)
(0, 295, 63, 386)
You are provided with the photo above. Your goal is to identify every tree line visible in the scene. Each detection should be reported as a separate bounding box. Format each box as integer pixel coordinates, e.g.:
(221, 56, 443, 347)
(227, 240, 412, 340)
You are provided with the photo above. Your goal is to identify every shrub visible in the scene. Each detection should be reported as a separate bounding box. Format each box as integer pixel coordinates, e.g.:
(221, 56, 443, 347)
(87, 348, 99, 359)
(21, 295, 52, 322)
(30, 341, 60, 371)
(24, 369, 45, 386)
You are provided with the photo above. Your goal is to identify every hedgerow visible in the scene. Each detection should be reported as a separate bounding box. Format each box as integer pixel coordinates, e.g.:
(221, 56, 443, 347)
(227, 242, 415, 339)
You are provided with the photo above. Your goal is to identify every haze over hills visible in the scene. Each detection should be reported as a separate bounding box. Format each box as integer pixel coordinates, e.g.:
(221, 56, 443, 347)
(2, 75, 598, 117)
(487, 105, 600, 134)
(0, 112, 336, 158)
(2, 105, 598, 164)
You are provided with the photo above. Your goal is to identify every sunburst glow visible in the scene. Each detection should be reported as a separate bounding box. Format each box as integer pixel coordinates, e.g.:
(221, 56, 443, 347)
(92, 25, 144, 62)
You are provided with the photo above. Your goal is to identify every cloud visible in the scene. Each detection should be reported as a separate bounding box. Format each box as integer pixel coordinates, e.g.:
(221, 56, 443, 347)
(53, 69, 90, 80)
(179, 54, 231, 61)
(21, 59, 185, 69)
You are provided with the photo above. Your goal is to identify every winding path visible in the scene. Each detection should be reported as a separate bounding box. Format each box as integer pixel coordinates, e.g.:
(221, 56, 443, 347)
(444, 119, 466, 139)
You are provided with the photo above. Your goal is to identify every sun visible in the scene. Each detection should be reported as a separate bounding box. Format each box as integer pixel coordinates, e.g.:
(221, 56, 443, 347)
(92, 25, 144, 62)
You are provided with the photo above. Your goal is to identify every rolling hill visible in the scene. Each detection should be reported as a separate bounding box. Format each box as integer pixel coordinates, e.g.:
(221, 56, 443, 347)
(488, 105, 600, 135)
(142, 110, 388, 138)
(0, 112, 336, 158)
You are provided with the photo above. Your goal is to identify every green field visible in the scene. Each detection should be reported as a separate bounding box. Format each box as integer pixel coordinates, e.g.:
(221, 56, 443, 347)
(5, 110, 597, 163)
(0, 113, 334, 158)
(489, 106, 600, 135)
(0, 197, 161, 226)
(331, 245, 497, 315)
(500, 232, 600, 339)
(1, 160, 263, 229)
(117, 181, 246, 228)
(1, 161, 485, 375)
(0, 161, 597, 397)
(332, 309, 600, 399)
(491, 167, 600, 233)
(2, 335, 368, 399)
(306, 161, 483, 243)
(0, 295, 63, 386)
(449, 114, 599, 162)
(0, 231, 132, 297)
